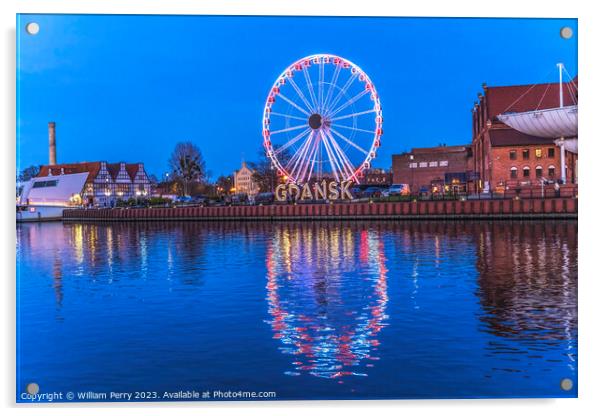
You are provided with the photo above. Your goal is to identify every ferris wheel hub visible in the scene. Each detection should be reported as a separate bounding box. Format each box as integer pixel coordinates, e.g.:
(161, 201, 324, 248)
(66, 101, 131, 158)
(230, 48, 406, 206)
(308, 113, 323, 130)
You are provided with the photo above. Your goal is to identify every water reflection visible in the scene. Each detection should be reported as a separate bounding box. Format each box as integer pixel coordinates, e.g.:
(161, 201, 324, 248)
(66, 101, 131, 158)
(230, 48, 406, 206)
(265, 223, 389, 379)
(16, 220, 577, 398)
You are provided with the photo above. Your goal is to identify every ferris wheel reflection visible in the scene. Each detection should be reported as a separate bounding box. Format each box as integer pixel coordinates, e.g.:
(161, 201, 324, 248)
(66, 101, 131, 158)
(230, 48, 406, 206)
(265, 223, 389, 379)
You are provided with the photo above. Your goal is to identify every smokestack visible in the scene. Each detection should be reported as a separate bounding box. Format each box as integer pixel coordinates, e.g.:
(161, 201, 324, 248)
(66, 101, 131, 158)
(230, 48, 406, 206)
(48, 121, 56, 165)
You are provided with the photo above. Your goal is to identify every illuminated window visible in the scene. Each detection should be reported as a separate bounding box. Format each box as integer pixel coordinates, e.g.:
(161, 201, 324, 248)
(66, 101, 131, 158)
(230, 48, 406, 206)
(440, 160, 449, 167)
(419, 162, 427, 168)
(409, 162, 418, 168)
(429, 161, 438, 167)
(535, 148, 542, 158)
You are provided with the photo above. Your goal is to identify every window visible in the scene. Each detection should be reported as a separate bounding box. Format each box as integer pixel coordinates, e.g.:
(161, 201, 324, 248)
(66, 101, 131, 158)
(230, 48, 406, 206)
(548, 165, 556, 178)
(509, 150, 517, 160)
(510, 167, 518, 179)
(523, 166, 530, 178)
(535, 166, 543, 178)
(522, 149, 530, 160)
(419, 162, 427, 168)
(439, 160, 449, 167)
(32, 180, 58, 188)
(409, 162, 418, 168)
(548, 148, 555, 158)
(535, 148, 542, 158)
(428, 161, 438, 167)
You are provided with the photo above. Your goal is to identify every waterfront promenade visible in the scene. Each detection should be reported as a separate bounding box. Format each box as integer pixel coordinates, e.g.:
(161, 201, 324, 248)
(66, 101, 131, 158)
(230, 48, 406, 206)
(63, 197, 577, 221)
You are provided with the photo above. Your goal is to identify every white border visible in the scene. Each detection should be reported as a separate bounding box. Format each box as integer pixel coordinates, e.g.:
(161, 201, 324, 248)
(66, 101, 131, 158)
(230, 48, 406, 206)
(2, 1, 601, 416)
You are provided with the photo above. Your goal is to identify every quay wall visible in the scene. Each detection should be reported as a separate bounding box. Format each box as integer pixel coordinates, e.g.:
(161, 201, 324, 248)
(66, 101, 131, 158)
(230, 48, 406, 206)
(63, 198, 577, 221)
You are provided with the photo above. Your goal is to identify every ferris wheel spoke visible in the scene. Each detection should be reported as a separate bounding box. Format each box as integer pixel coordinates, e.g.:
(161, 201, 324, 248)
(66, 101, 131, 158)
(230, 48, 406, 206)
(287, 131, 314, 180)
(298, 133, 319, 183)
(318, 61, 325, 113)
(328, 89, 371, 118)
(330, 127, 370, 155)
(270, 124, 310, 135)
(320, 130, 343, 182)
(278, 93, 311, 116)
(331, 123, 375, 135)
(326, 72, 359, 115)
(305, 136, 320, 183)
(270, 112, 308, 122)
(275, 127, 311, 155)
(302, 66, 319, 110)
(330, 109, 376, 122)
(323, 64, 341, 113)
(326, 130, 359, 181)
(287, 77, 315, 112)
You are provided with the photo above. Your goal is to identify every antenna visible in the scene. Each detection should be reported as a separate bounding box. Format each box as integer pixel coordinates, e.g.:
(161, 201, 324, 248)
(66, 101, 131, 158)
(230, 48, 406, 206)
(557, 62, 564, 108)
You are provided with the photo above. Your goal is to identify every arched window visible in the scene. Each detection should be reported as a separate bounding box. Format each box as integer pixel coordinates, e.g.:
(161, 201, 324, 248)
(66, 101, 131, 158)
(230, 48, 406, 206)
(523, 166, 530, 178)
(548, 165, 556, 178)
(510, 166, 518, 179)
(535, 165, 543, 178)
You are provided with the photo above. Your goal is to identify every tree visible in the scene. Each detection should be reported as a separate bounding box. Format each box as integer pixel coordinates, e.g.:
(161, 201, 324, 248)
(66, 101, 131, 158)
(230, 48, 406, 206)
(249, 145, 292, 193)
(168, 142, 207, 196)
(215, 175, 234, 196)
(18, 165, 41, 182)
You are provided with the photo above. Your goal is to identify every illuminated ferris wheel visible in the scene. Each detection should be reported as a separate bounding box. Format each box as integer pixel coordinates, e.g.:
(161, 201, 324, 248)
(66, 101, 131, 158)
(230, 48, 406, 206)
(262, 54, 383, 184)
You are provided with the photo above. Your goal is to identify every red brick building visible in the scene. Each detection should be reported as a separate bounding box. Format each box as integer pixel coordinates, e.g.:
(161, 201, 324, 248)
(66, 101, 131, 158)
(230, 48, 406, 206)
(472, 79, 577, 192)
(360, 168, 392, 186)
(392, 145, 475, 194)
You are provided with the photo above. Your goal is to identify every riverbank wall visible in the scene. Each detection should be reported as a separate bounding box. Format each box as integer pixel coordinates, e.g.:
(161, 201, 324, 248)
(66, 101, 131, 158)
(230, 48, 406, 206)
(63, 198, 577, 221)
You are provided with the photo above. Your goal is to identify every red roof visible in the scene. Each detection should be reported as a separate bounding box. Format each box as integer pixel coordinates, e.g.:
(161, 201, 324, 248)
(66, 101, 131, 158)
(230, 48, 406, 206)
(38, 162, 101, 180)
(489, 128, 555, 147)
(486, 78, 578, 118)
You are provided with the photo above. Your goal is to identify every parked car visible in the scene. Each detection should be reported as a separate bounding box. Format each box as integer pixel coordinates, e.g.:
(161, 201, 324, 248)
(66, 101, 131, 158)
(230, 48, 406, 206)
(230, 193, 249, 205)
(362, 187, 384, 198)
(254, 192, 275, 205)
(382, 183, 410, 197)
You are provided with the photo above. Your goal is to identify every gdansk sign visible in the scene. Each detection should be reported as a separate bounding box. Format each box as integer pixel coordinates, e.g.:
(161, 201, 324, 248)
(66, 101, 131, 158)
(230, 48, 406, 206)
(275, 180, 354, 202)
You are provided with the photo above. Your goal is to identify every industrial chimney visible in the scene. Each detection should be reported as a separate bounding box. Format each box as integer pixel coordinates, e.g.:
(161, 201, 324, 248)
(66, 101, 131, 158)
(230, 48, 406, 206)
(48, 121, 56, 165)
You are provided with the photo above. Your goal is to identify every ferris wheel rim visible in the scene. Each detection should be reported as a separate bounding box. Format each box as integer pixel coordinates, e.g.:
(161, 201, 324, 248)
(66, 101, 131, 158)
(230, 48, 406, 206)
(262, 53, 383, 184)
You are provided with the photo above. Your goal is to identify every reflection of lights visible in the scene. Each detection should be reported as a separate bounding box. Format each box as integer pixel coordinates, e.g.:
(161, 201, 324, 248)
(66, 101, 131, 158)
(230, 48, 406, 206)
(265, 225, 389, 379)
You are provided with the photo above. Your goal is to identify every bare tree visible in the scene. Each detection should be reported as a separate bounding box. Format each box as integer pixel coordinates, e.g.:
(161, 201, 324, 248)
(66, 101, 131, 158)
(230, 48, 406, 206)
(168, 142, 207, 196)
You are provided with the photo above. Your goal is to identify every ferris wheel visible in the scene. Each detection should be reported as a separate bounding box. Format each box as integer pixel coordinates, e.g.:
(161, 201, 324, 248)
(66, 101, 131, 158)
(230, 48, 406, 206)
(262, 54, 382, 184)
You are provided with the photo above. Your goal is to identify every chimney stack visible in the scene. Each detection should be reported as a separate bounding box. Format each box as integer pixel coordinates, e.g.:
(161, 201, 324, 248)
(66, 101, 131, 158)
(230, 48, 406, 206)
(48, 121, 56, 165)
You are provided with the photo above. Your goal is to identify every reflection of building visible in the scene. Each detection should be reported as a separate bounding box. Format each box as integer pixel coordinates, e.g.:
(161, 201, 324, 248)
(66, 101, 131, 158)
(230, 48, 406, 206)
(392, 145, 475, 193)
(475, 221, 577, 343)
(359, 168, 392, 186)
(38, 161, 151, 206)
(233, 161, 259, 196)
(472, 79, 578, 191)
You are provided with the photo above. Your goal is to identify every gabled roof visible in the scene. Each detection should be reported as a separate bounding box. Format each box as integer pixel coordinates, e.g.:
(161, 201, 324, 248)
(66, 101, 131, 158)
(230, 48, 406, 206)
(485, 78, 578, 118)
(38, 162, 101, 180)
(489, 128, 555, 147)
(125, 164, 140, 181)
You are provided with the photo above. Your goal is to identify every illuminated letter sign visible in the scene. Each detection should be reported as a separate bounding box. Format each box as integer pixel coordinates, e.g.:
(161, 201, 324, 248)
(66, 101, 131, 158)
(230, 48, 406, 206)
(274, 181, 354, 202)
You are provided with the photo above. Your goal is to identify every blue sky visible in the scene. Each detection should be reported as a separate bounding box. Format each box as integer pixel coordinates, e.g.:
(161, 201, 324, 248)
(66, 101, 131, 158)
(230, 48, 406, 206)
(16, 15, 577, 179)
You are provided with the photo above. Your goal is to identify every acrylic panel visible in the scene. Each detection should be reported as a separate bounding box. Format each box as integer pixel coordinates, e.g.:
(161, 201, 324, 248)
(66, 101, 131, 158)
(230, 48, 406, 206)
(16, 14, 578, 402)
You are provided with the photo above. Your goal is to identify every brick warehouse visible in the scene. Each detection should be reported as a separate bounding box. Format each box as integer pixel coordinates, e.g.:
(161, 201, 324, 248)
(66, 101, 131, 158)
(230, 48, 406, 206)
(392, 145, 475, 193)
(472, 79, 578, 192)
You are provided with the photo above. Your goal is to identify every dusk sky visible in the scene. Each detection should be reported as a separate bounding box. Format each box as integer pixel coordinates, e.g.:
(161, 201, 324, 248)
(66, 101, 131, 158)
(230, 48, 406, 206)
(16, 15, 577, 179)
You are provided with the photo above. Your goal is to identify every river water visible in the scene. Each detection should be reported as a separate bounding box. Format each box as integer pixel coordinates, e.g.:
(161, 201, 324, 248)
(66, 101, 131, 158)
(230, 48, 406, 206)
(16, 220, 577, 401)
